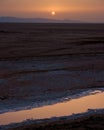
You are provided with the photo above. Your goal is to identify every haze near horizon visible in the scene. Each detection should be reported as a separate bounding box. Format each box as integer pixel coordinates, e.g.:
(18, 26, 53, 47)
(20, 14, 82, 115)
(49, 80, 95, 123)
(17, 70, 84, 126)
(0, 0, 104, 22)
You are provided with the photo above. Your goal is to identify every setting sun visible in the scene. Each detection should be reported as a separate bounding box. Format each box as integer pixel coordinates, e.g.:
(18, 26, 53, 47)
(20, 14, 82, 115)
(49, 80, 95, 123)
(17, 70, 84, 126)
(51, 11, 56, 16)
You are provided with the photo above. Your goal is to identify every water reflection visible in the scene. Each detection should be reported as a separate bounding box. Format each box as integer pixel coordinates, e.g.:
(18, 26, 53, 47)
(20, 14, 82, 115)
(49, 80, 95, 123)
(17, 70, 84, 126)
(0, 92, 104, 125)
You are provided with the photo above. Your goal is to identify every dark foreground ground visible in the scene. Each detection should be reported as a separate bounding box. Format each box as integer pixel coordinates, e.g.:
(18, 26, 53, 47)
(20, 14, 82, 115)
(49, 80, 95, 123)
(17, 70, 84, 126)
(0, 23, 104, 60)
(8, 113, 104, 130)
(0, 23, 104, 112)
(0, 23, 104, 129)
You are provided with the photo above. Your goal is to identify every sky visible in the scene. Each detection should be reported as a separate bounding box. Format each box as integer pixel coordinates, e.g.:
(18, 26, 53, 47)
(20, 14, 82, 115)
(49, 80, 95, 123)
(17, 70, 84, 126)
(0, 0, 104, 22)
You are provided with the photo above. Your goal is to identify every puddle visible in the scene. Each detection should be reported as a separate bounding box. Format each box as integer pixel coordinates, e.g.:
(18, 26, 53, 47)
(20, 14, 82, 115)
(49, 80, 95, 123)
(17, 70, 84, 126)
(0, 91, 104, 126)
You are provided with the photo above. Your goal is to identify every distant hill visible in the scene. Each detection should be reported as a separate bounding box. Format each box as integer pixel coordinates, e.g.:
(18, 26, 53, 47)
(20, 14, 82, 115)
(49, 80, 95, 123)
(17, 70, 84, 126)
(0, 17, 80, 23)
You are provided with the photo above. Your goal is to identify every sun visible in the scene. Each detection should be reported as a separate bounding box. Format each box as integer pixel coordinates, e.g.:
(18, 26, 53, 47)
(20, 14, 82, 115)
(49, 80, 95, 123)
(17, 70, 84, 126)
(51, 11, 56, 16)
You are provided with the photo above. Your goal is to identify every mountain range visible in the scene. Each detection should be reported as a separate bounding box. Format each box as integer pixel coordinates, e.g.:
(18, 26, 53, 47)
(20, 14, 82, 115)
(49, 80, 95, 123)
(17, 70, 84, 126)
(0, 17, 81, 23)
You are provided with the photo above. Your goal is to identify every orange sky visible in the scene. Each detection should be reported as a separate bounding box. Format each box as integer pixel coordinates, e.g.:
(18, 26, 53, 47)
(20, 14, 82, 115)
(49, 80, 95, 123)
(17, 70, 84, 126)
(0, 0, 104, 22)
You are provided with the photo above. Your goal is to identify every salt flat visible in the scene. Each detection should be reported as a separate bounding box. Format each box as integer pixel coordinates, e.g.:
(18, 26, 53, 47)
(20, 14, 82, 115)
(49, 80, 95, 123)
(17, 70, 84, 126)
(0, 23, 104, 114)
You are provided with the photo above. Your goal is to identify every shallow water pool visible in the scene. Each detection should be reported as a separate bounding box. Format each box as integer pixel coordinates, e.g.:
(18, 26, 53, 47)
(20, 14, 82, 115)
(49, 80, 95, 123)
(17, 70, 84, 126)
(0, 90, 104, 126)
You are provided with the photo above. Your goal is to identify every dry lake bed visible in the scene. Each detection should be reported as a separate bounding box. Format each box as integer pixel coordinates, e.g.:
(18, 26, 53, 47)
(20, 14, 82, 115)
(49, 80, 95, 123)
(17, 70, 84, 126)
(0, 23, 104, 129)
